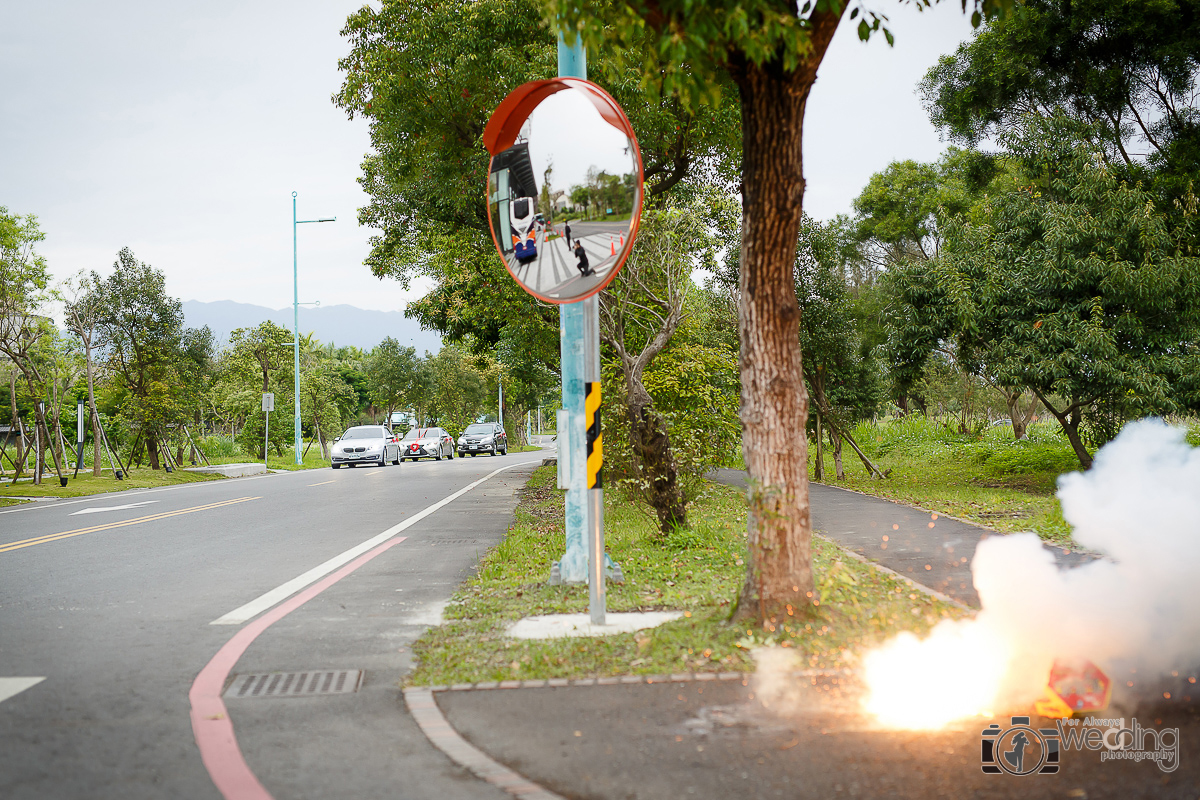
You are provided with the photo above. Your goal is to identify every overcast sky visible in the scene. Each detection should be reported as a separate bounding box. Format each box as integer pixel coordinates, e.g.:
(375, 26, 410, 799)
(1, 1, 974, 315)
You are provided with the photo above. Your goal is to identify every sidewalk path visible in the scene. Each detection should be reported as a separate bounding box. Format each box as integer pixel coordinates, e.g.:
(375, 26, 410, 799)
(707, 468, 1098, 608)
(405, 471, 1182, 800)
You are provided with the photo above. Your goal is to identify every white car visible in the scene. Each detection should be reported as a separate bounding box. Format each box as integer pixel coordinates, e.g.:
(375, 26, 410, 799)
(331, 425, 401, 469)
(400, 427, 455, 461)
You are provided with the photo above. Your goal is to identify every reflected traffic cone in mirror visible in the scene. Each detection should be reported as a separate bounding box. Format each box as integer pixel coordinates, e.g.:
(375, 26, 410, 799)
(610, 237, 616, 255)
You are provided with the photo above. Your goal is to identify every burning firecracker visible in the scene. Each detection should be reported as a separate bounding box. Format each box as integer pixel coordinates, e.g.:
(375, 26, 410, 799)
(1034, 659, 1112, 718)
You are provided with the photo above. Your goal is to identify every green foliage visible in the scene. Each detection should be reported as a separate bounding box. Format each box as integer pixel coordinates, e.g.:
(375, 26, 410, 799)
(195, 434, 240, 460)
(365, 336, 421, 418)
(89, 249, 212, 467)
(979, 441, 1079, 477)
(795, 214, 885, 423)
(919, 0, 1200, 194)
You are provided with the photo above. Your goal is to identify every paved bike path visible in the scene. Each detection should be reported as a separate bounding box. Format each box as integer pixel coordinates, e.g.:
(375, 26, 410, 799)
(707, 468, 1098, 608)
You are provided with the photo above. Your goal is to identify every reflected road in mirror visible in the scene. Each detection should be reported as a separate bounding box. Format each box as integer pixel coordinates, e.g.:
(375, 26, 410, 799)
(487, 83, 641, 303)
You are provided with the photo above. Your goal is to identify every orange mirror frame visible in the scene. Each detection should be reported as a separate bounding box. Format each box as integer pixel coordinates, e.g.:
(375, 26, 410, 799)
(483, 78, 643, 304)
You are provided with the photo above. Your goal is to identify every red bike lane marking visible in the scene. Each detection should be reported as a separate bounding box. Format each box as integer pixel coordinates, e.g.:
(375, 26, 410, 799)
(188, 536, 408, 800)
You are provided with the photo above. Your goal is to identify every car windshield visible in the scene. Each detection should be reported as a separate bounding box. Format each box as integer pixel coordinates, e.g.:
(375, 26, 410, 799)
(403, 428, 438, 441)
(464, 424, 493, 435)
(342, 427, 388, 440)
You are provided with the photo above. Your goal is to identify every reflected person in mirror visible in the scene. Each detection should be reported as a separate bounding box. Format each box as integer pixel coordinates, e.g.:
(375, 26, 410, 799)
(574, 240, 593, 277)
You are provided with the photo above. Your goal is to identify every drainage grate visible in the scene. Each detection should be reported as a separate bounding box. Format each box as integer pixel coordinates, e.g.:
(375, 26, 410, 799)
(225, 670, 363, 699)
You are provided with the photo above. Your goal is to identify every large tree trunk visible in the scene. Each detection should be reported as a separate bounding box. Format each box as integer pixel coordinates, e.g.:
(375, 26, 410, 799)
(146, 432, 162, 471)
(729, 9, 842, 623)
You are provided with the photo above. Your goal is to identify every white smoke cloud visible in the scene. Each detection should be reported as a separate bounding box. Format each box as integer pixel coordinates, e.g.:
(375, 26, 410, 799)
(858, 419, 1200, 726)
(972, 419, 1200, 706)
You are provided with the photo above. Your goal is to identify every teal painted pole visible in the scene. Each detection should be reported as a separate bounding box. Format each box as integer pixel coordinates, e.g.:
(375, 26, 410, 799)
(293, 193, 301, 465)
(556, 32, 589, 586)
(554, 30, 605, 626)
(291, 193, 335, 465)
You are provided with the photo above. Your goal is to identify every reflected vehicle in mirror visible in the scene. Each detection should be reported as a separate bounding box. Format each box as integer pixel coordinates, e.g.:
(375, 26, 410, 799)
(485, 78, 642, 303)
(400, 427, 455, 461)
(510, 197, 539, 263)
(331, 425, 401, 469)
(457, 423, 507, 457)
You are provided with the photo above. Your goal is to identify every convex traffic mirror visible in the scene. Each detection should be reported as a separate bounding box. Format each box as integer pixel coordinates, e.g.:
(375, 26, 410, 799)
(483, 78, 643, 303)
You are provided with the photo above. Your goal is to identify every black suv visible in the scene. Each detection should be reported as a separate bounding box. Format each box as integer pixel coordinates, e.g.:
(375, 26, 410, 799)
(457, 423, 508, 456)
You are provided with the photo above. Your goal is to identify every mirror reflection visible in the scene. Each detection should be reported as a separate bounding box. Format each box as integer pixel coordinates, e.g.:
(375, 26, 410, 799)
(488, 86, 641, 302)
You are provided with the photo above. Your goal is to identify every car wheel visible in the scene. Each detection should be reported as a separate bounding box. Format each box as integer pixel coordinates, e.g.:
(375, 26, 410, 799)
(490, 445, 497, 456)
(332, 464, 341, 469)
(501, 445, 508, 455)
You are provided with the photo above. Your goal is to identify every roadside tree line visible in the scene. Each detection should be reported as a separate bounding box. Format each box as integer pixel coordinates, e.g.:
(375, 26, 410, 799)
(0, 219, 549, 483)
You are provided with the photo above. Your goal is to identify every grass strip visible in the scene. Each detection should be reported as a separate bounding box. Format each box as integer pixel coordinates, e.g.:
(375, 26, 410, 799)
(809, 416, 1200, 545)
(0, 467, 222, 498)
(408, 465, 967, 686)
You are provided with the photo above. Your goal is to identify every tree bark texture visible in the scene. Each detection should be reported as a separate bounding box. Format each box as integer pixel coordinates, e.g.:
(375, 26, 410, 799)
(1034, 390, 1093, 469)
(8, 375, 24, 480)
(626, 382, 687, 532)
(728, 9, 842, 622)
(831, 428, 845, 481)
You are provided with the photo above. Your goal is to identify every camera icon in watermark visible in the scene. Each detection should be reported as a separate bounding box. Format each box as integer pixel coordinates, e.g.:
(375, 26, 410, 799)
(982, 715, 1181, 775)
(982, 716, 1060, 775)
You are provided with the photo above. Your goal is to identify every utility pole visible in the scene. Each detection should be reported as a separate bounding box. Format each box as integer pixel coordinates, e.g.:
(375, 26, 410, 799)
(292, 192, 334, 465)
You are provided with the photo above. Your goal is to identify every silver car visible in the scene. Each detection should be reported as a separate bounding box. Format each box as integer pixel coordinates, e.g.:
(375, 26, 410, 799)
(331, 425, 401, 469)
(400, 427, 455, 461)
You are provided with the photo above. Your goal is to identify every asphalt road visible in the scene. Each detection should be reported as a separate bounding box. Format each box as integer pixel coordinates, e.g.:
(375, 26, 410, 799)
(0, 450, 541, 800)
(440, 679, 1199, 800)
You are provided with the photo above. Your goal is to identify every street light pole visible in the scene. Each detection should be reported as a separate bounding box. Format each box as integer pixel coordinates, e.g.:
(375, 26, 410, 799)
(292, 191, 335, 465)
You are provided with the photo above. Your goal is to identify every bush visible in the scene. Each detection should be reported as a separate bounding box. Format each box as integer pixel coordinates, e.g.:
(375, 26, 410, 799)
(196, 435, 242, 460)
(981, 442, 1079, 476)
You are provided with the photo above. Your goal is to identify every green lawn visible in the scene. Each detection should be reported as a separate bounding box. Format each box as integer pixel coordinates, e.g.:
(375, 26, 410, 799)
(206, 448, 330, 471)
(0, 466, 223, 499)
(407, 466, 966, 686)
(809, 416, 1200, 544)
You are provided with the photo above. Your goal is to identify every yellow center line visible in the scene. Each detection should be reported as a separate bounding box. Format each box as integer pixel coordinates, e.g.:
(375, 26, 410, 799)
(0, 497, 261, 554)
(308, 480, 335, 487)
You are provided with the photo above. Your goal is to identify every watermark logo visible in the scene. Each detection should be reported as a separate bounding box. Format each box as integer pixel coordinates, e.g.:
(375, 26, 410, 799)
(982, 717, 1059, 775)
(983, 716, 1180, 775)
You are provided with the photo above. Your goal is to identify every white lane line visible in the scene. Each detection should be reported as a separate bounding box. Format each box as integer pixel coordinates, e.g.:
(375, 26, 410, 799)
(69, 500, 158, 516)
(209, 460, 540, 626)
(0, 677, 45, 705)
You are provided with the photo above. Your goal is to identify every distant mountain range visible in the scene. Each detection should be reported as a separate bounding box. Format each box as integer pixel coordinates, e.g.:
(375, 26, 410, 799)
(182, 300, 442, 354)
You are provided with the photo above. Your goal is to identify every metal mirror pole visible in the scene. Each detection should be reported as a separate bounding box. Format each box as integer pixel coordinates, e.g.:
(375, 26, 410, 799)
(555, 31, 604, 624)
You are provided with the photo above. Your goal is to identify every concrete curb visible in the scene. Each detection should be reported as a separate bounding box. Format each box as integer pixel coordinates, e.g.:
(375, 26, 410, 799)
(404, 669, 852, 798)
(414, 671, 753, 694)
(404, 686, 568, 800)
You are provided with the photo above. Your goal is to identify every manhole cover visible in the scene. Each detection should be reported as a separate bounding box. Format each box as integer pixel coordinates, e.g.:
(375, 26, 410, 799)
(225, 670, 363, 699)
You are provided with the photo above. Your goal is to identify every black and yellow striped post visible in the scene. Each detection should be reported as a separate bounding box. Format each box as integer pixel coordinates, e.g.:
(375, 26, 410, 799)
(584, 381, 602, 490)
